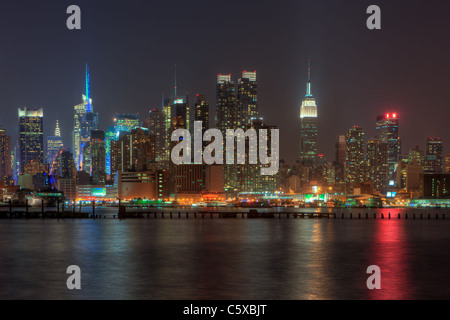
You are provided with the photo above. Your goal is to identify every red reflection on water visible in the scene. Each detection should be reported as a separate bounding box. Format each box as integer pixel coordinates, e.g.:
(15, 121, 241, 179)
(369, 210, 412, 300)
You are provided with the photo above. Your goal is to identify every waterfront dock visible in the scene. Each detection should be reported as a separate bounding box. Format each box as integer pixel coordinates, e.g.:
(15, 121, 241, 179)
(0, 204, 448, 221)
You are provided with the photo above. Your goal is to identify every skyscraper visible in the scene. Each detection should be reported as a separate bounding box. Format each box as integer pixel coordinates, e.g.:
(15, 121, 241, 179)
(18, 107, 44, 174)
(367, 137, 389, 194)
(345, 126, 365, 193)
(194, 94, 210, 131)
(216, 74, 238, 194)
(105, 127, 115, 176)
(91, 130, 106, 185)
(46, 120, 63, 165)
(375, 113, 400, 185)
(73, 65, 98, 170)
(216, 74, 237, 133)
(0, 128, 11, 184)
(299, 60, 318, 166)
(336, 135, 346, 165)
(148, 108, 166, 163)
(114, 113, 140, 138)
(237, 71, 258, 127)
(424, 137, 444, 173)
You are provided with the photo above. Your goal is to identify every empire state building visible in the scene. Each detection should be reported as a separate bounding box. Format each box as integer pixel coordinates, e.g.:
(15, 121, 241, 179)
(299, 59, 318, 165)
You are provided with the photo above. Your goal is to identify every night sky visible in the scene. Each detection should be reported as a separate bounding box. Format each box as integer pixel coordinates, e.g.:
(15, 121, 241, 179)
(1, 0, 450, 165)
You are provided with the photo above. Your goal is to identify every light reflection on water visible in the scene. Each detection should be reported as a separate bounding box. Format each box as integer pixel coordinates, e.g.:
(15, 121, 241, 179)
(1, 208, 450, 300)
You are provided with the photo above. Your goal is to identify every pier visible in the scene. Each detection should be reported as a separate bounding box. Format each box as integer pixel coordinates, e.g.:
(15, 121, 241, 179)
(0, 202, 449, 221)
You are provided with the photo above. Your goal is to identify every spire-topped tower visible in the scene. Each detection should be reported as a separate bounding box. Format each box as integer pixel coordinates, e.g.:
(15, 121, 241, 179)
(55, 120, 61, 137)
(299, 59, 318, 165)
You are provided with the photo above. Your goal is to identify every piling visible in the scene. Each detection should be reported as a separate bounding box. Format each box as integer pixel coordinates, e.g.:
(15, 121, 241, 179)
(381, 213, 384, 219)
(398, 213, 401, 219)
(170, 212, 173, 219)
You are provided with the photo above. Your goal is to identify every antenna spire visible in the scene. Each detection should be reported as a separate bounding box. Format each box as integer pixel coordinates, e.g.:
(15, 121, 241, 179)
(55, 120, 61, 137)
(174, 64, 177, 99)
(306, 59, 312, 97)
(85, 64, 92, 112)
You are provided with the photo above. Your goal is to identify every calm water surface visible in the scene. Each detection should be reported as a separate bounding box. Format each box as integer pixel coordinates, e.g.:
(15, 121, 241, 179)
(1, 208, 450, 300)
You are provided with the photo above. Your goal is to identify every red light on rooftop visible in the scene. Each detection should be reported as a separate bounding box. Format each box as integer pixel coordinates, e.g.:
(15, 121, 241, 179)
(386, 113, 390, 119)
(318, 154, 324, 157)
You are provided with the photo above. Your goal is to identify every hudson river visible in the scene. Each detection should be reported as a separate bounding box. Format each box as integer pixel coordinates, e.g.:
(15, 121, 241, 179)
(1, 207, 450, 300)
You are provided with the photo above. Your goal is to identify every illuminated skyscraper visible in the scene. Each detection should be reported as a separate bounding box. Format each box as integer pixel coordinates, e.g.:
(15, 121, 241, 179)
(194, 94, 209, 131)
(345, 126, 365, 193)
(105, 127, 115, 176)
(0, 128, 11, 184)
(424, 137, 444, 173)
(367, 137, 389, 194)
(114, 113, 140, 138)
(237, 71, 258, 127)
(216, 74, 237, 133)
(18, 107, 44, 174)
(375, 113, 400, 185)
(216, 74, 238, 194)
(299, 60, 318, 166)
(148, 108, 166, 163)
(73, 65, 96, 170)
(46, 120, 63, 165)
(91, 130, 106, 185)
(336, 135, 346, 165)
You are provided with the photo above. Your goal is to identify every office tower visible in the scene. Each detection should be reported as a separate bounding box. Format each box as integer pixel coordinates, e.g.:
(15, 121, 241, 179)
(51, 149, 77, 179)
(80, 111, 100, 167)
(46, 120, 63, 166)
(408, 146, 424, 165)
(237, 71, 258, 127)
(105, 127, 115, 176)
(424, 137, 443, 173)
(82, 141, 91, 174)
(172, 98, 189, 131)
(216, 74, 238, 194)
(336, 135, 346, 165)
(91, 130, 106, 185)
(299, 60, 318, 166)
(367, 137, 389, 194)
(73, 65, 96, 170)
(114, 113, 140, 137)
(73, 102, 87, 170)
(216, 74, 237, 133)
(0, 128, 11, 184)
(345, 126, 365, 193)
(237, 118, 278, 193)
(148, 108, 166, 163)
(194, 94, 209, 131)
(375, 113, 400, 185)
(18, 107, 44, 174)
(110, 128, 155, 173)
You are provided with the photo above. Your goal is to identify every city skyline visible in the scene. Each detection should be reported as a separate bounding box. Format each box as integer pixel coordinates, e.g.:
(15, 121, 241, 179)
(1, 1, 450, 165)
